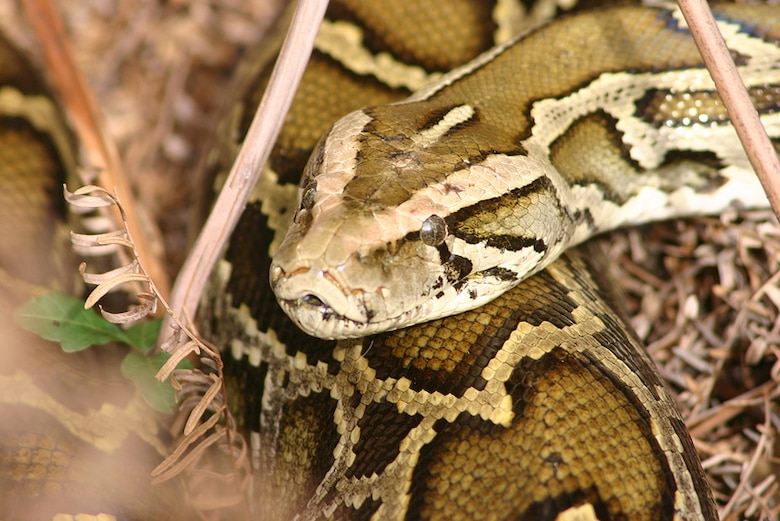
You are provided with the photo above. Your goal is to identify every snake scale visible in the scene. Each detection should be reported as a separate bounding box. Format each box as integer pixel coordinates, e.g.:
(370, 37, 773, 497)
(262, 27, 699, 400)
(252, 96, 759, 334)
(1, 0, 780, 520)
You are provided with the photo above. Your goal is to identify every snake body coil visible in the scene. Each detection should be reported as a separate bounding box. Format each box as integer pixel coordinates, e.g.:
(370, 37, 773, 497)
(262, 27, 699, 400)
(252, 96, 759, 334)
(2, 0, 778, 519)
(201, 1, 780, 519)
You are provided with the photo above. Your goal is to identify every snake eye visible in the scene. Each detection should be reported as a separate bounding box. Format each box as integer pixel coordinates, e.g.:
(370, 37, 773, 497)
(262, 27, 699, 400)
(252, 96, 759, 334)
(420, 214, 448, 246)
(301, 182, 317, 210)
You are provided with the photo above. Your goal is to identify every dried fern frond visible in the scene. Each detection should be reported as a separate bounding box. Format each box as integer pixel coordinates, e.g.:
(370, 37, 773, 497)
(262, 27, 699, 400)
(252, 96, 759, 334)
(153, 349, 252, 518)
(65, 182, 251, 516)
(65, 184, 158, 323)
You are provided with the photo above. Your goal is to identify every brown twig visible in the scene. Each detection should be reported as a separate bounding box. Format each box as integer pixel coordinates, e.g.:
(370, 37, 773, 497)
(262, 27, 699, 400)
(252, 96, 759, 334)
(21, 0, 171, 299)
(166, 0, 330, 335)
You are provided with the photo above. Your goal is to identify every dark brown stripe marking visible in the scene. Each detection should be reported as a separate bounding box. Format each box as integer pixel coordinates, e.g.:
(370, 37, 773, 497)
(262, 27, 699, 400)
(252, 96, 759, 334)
(346, 401, 424, 479)
(447, 176, 558, 252)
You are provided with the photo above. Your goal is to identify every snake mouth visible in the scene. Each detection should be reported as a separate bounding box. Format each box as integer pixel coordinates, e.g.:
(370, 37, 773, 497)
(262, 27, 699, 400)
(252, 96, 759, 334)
(270, 263, 388, 339)
(295, 293, 338, 322)
(276, 292, 386, 340)
(276, 295, 365, 339)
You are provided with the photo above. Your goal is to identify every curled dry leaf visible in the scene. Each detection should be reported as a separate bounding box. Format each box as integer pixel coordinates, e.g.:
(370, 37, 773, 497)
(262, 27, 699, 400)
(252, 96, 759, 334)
(79, 259, 141, 285)
(155, 339, 201, 381)
(63, 184, 121, 209)
(71, 230, 127, 256)
(84, 273, 151, 309)
(184, 373, 223, 436)
(151, 423, 227, 485)
(99, 293, 158, 324)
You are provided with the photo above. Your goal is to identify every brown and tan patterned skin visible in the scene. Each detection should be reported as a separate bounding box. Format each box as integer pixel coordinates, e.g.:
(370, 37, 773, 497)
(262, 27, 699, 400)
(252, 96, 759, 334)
(269, 4, 778, 340)
(394, 248, 709, 520)
(192, 0, 780, 519)
(0, 32, 75, 292)
(2, 0, 777, 518)
(0, 33, 190, 521)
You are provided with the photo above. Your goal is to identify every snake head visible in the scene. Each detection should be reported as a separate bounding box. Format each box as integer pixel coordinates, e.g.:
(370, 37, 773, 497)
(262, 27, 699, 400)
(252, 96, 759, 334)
(269, 111, 451, 339)
(270, 102, 569, 340)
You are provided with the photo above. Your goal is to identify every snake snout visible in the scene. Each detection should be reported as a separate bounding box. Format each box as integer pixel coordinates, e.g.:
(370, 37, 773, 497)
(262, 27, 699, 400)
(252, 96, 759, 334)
(270, 262, 355, 332)
(269, 259, 396, 339)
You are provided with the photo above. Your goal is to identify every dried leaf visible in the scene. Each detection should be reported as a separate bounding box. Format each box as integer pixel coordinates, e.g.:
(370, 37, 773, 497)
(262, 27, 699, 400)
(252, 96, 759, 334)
(84, 273, 151, 308)
(156, 339, 201, 381)
(184, 373, 223, 436)
(99, 299, 157, 324)
(151, 418, 225, 483)
(80, 259, 140, 285)
(94, 235, 137, 250)
(63, 184, 118, 209)
(70, 229, 127, 256)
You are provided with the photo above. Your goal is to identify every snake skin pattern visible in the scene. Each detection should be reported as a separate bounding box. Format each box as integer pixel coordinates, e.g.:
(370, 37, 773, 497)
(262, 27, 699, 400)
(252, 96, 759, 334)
(270, 4, 780, 340)
(198, 0, 780, 518)
(1, 0, 778, 519)
(0, 31, 190, 521)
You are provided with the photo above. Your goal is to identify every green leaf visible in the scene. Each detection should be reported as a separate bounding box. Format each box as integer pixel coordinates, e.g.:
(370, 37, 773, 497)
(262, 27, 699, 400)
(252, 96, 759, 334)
(16, 292, 188, 414)
(123, 319, 162, 351)
(120, 351, 191, 413)
(14, 292, 131, 352)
